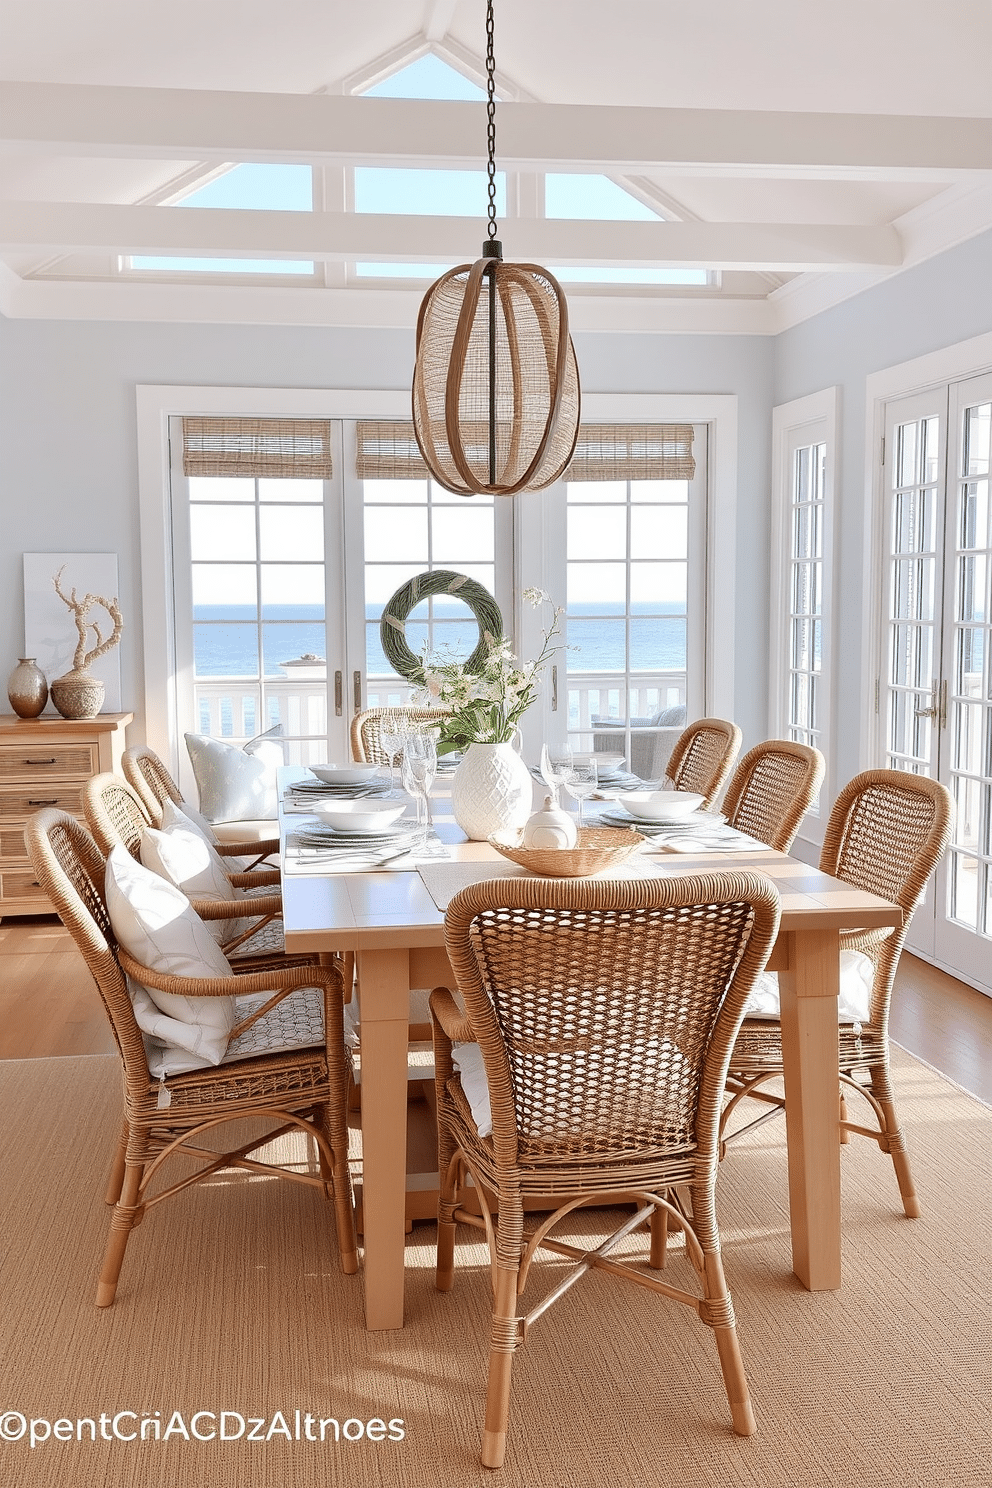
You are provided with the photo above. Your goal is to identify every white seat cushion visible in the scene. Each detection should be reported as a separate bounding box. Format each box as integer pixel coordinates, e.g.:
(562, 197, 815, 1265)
(742, 950, 875, 1025)
(452, 1042, 493, 1137)
(185, 726, 284, 824)
(105, 845, 236, 1075)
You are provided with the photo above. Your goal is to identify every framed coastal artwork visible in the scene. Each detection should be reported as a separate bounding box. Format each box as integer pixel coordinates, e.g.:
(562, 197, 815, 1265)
(23, 553, 123, 711)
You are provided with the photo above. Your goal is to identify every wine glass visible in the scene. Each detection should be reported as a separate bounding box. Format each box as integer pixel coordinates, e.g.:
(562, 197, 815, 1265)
(540, 742, 573, 807)
(400, 733, 438, 844)
(378, 711, 402, 790)
(562, 754, 598, 828)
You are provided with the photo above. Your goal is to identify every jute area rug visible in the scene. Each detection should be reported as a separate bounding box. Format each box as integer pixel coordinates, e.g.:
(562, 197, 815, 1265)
(1, 1047, 989, 1488)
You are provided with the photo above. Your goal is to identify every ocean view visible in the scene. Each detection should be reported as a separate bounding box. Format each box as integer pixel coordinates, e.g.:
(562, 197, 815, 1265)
(192, 602, 689, 679)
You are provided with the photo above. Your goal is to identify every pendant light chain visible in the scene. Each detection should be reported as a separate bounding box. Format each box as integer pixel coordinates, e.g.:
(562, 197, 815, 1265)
(485, 0, 498, 242)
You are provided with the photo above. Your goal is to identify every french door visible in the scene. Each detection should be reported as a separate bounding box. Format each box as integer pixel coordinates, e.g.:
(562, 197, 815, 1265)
(880, 374, 992, 993)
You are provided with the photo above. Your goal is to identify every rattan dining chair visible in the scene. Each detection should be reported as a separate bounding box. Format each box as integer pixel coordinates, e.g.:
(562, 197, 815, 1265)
(666, 718, 743, 808)
(83, 772, 287, 966)
(122, 743, 278, 868)
(25, 809, 358, 1305)
(722, 769, 953, 1217)
(721, 739, 825, 851)
(350, 705, 449, 764)
(430, 871, 781, 1468)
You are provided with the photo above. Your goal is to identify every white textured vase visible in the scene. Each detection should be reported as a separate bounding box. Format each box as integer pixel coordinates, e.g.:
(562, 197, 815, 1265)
(450, 741, 534, 842)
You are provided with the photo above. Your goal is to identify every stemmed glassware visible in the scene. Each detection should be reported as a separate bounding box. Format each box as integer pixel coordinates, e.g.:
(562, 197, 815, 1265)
(540, 742, 573, 807)
(400, 732, 438, 845)
(379, 711, 402, 791)
(562, 754, 598, 828)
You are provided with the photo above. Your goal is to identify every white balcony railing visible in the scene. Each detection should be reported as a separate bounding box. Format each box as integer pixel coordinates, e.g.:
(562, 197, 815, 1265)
(194, 670, 686, 765)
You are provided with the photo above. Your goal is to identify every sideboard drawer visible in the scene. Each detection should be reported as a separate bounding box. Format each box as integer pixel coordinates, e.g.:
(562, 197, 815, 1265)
(0, 784, 86, 821)
(0, 742, 99, 781)
(0, 867, 47, 904)
(0, 824, 30, 865)
(0, 713, 132, 916)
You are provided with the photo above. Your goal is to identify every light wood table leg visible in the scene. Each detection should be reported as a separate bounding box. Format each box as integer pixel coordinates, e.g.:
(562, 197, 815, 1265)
(777, 928, 842, 1291)
(355, 946, 412, 1329)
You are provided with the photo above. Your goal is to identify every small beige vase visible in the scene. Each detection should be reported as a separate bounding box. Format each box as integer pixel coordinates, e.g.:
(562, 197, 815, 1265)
(50, 670, 105, 720)
(7, 658, 49, 718)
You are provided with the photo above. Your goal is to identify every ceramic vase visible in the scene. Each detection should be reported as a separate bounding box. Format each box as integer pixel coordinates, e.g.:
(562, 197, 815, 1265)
(7, 658, 49, 718)
(450, 740, 534, 841)
(50, 670, 105, 720)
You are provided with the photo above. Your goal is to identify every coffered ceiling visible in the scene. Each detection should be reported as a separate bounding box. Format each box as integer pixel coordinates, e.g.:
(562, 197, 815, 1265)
(1, 0, 989, 333)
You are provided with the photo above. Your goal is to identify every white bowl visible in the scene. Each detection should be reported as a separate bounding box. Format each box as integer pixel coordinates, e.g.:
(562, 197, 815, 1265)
(593, 751, 626, 773)
(309, 764, 381, 786)
(619, 790, 705, 821)
(310, 799, 408, 832)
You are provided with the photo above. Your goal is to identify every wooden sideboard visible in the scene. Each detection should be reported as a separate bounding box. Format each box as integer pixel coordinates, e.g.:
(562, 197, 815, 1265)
(0, 712, 132, 916)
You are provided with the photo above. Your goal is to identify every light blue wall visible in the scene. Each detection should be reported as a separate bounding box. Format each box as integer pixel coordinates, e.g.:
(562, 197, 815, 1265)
(774, 227, 992, 788)
(0, 315, 773, 747)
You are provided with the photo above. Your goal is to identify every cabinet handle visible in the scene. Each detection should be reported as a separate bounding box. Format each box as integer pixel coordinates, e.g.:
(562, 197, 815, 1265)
(27, 798, 59, 806)
(23, 757, 57, 765)
(353, 671, 363, 713)
(334, 670, 343, 717)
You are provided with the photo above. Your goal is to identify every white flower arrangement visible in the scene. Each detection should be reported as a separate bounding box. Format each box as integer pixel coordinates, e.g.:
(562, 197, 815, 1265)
(410, 589, 563, 755)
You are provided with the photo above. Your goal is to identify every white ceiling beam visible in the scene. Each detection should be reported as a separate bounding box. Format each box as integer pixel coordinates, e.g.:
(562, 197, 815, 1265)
(0, 82, 988, 177)
(0, 201, 903, 270)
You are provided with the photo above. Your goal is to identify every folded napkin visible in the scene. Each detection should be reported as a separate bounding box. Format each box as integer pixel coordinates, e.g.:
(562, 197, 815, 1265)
(284, 824, 450, 875)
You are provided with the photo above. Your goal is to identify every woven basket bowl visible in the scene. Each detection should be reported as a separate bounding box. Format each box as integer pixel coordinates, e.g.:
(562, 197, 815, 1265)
(488, 825, 646, 878)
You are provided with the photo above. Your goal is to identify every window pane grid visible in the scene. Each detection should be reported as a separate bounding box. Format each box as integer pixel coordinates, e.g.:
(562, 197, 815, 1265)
(363, 477, 496, 688)
(188, 474, 328, 760)
(947, 400, 992, 937)
(566, 479, 691, 771)
(787, 443, 825, 755)
(885, 419, 941, 774)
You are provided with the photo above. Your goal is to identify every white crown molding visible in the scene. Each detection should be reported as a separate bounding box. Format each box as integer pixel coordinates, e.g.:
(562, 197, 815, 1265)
(0, 272, 776, 334)
(769, 178, 992, 331)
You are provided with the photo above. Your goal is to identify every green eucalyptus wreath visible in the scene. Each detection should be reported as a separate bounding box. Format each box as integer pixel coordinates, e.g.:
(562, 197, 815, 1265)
(379, 570, 503, 678)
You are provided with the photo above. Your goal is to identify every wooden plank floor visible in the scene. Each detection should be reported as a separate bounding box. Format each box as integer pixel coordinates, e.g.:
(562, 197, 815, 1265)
(1, 913, 990, 1104)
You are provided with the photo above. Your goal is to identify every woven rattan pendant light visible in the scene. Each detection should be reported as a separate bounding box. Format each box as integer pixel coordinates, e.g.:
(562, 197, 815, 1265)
(412, 0, 580, 496)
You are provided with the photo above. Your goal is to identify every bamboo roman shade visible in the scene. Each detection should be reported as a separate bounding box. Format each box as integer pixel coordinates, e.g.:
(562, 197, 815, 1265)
(563, 423, 695, 481)
(355, 421, 429, 480)
(182, 418, 334, 479)
(355, 420, 694, 482)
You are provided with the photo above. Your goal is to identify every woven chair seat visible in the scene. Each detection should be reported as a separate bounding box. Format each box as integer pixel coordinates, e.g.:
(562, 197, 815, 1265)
(226, 916, 285, 960)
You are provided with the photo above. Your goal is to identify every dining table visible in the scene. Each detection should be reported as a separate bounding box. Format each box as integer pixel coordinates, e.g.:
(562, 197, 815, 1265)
(278, 767, 905, 1330)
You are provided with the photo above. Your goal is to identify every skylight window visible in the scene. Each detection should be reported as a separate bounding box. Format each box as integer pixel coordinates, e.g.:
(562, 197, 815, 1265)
(362, 53, 486, 101)
(354, 168, 505, 218)
(545, 174, 662, 222)
(129, 256, 315, 275)
(129, 164, 316, 275)
(176, 163, 313, 212)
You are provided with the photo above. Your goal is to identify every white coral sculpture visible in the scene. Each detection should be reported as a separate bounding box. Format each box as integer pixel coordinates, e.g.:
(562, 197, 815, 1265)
(53, 565, 124, 673)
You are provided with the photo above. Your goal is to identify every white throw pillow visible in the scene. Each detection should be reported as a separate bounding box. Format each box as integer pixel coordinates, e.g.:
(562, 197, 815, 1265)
(185, 726, 284, 824)
(159, 793, 212, 839)
(139, 818, 249, 947)
(105, 845, 236, 1073)
(742, 950, 875, 1025)
(161, 798, 254, 873)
